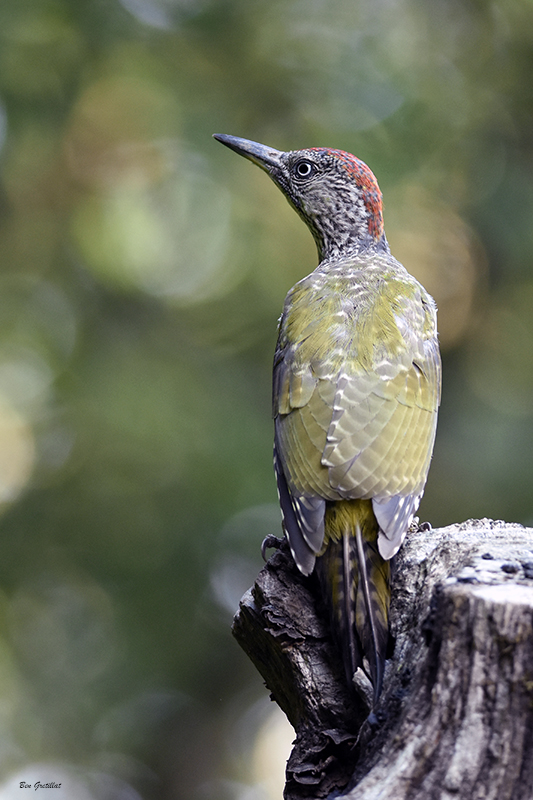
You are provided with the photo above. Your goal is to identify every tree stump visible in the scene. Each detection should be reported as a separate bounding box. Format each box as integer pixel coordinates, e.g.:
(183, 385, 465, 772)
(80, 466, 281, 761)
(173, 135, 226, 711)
(232, 519, 533, 800)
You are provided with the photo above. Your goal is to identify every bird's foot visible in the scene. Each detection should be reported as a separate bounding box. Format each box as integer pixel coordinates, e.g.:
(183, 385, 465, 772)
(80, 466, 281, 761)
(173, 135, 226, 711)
(410, 516, 432, 532)
(261, 534, 284, 562)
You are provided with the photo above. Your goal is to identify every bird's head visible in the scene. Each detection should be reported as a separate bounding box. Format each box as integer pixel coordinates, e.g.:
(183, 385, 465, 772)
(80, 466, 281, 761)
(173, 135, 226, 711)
(214, 134, 387, 262)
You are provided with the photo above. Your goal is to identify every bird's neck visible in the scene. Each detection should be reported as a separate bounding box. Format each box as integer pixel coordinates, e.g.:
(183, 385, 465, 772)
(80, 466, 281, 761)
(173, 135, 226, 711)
(315, 229, 390, 263)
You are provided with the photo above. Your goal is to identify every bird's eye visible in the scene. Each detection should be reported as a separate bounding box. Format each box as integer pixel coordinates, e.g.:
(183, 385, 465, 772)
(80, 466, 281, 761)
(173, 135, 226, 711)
(293, 160, 315, 179)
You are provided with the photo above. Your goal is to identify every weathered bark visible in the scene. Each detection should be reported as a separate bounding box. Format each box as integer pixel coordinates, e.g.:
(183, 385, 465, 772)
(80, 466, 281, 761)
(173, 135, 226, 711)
(232, 519, 533, 800)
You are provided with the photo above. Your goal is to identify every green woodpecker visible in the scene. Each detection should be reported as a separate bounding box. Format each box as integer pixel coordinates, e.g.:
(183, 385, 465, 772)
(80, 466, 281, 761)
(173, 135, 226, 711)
(214, 134, 441, 703)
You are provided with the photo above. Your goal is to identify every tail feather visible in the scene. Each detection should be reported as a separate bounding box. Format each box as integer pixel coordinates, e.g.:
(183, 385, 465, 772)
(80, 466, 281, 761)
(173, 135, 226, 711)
(342, 528, 360, 681)
(354, 520, 389, 701)
(316, 499, 391, 704)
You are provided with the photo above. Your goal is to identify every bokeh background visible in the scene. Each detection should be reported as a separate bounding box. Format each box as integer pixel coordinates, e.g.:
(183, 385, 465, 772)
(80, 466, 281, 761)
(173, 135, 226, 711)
(0, 0, 532, 797)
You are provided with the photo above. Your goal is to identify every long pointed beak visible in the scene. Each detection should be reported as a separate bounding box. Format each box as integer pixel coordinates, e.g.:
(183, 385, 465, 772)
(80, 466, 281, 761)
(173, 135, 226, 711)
(213, 134, 283, 171)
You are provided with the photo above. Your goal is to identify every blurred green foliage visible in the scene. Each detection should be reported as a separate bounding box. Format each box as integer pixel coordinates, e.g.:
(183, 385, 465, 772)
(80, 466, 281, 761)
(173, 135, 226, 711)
(0, 0, 532, 797)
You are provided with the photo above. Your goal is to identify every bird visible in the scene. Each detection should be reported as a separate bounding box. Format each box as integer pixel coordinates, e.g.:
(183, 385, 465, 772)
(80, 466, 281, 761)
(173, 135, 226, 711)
(213, 133, 441, 704)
